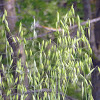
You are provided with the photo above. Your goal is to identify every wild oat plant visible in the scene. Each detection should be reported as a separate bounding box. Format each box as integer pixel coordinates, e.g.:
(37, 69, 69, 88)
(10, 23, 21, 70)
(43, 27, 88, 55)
(0, 6, 93, 100)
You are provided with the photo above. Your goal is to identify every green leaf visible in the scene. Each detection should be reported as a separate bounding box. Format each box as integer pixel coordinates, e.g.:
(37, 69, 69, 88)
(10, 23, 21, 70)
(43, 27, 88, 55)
(0, 74, 1, 85)
(32, 95, 36, 100)
(4, 9, 7, 16)
(57, 12, 59, 22)
(20, 30, 23, 38)
(2, 14, 5, 22)
(2, 64, 4, 72)
(21, 95, 24, 100)
(80, 74, 88, 85)
(19, 22, 22, 33)
(7, 90, 11, 96)
(15, 77, 18, 83)
(25, 50, 28, 56)
(82, 82, 84, 99)
(0, 55, 2, 62)
(24, 38, 26, 44)
(10, 59, 13, 66)
(98, 67, 100, 73)
(30, 49, 32, 56)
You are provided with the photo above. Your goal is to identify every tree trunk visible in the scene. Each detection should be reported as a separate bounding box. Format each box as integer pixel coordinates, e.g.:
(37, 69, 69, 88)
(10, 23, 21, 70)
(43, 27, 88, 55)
(82, 0, 96, 52)
(82, 0, 100, 100)
(92, 0, 100, 100)
(94, 0, 100, 51)
(82, 0, 92, 20)
(92, 59, 100, 100)
(3, 0, 30, 99)
(4, 0, 17, 32)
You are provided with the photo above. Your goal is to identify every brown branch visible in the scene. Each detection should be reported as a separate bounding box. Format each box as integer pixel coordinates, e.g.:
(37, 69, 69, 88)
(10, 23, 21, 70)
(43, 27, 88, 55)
(38, 17, 100, 31)
(26, 17, 100, 40)
(70, 17, 100, 30)
(26, 31, 55, 40)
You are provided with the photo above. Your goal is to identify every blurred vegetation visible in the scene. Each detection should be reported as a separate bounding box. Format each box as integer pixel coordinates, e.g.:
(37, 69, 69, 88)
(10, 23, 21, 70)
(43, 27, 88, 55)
(16, 0, 84, 27)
